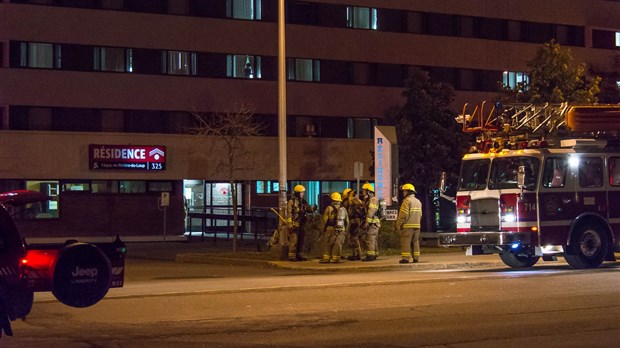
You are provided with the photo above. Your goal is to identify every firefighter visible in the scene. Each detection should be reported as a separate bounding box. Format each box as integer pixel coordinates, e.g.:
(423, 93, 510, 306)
(344, 189, 365, 260)
(286, 184, 313, 261)
(361, 182, 381, 261)
(395, 183, 422, 263)
(320, 192, 349, 263)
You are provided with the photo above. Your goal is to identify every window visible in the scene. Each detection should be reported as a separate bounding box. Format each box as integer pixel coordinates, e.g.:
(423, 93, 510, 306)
(61, 181, 91, 192)
(503, 71, 529, 89)
(53, 108, 101, 132)
(459, 159, 490, 191)
(162, 51, 195, 75)
(579, 157, 604, 188)
(149, 181, 173, 192)
(119, 181, 146, 193)
(94, 47, 132, 72)
(617, 32, 620, 47)
(542, 157, 568, 188)
(489, 157, 539, 191)
(227, 55, 261, 78)
(347, 118, 375, 139)
(256, 181, 277, 194)
(610, 157, 620, 186)
(346, 6, 377, 30)
(227, 0, 261, 20)
(24, 180, 59, 219)
(20, 42, 60, 68)
(92, 180, 119, 193)
(288, 58, 320, 82)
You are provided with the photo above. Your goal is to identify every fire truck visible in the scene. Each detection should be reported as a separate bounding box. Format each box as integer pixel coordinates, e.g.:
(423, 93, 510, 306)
(439, 101, 620, 269)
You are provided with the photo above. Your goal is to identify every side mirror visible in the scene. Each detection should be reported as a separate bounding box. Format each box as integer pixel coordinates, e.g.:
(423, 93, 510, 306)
(517, 166, 525, 188)
(439, 172, 446, 193)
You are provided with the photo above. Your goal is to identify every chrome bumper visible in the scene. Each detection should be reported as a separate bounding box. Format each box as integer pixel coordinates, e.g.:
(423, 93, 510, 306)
(439, 232, 533, 246)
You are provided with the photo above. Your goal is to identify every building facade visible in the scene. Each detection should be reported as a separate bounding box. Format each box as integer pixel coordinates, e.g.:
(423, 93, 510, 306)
(0, 0, 618, 239)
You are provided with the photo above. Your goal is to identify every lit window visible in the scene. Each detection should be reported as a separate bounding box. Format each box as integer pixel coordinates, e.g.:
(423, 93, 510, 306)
(20, 42, 60, 69)
(227, 55, 261, 78)
(162, 51, 196, 75)
(503, 71, 529, 89)
(94, 47, 132, 72)
(288, 58, 320, 82)
(23, 181, 59, 219)
(227, 0, 261, 20)
(616, 32, 620, 47)
(61, 182, 91, 192)
(346, 6, 377, 30)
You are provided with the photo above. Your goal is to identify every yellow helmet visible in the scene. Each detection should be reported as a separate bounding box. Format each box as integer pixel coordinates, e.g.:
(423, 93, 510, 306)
(330, 192, 342, 202)
(401, 183, 416, 192)
(362, 182, 374, 192)
(343, 188, 352, 197)
(294, 184, 305, 193)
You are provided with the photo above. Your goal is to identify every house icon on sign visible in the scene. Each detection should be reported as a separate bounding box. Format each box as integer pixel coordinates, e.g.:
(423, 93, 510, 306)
(149, 148, 165, 160)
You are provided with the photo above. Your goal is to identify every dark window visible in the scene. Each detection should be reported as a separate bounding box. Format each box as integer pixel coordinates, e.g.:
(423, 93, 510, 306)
(320, 117, 347, 138)
(426, 66, 457, 86)
(254, 114, 277, 136)
(53, 108, 101, 132)
(481, 70, 502, 92)
(287, 1, 318, 25)
(592, 29, 617, 49)
(132, 48, 162, 74)
(524, 22, 554, 43)
(59, 44, 93, 71)
(190, 0, 227, 17)
(56, 0, 97, 8)
(125, 0, 166, 13)
(376, 64, 405, 87)
(317, 3, 346, 27)
(425, 13, 457, 36)
(319, 60, 351, 84)
(477, 18, 505, 40)
(506, 20, 522, 41)
(8, 106, 28, 130)
(124, 110, 166, 133)
(195, 52, 227, 78)
(554, 25, 584, 46)
(377, 8, 404, 32)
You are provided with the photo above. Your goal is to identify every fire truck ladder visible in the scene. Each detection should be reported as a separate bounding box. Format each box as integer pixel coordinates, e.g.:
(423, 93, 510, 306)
(459, 102, 570, 137)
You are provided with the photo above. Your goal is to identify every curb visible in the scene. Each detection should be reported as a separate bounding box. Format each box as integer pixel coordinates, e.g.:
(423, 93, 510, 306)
(175, 253, 508, 272)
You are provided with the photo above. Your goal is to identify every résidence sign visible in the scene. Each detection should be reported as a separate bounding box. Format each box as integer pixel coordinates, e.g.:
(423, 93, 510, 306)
(89, 144, 166, 171)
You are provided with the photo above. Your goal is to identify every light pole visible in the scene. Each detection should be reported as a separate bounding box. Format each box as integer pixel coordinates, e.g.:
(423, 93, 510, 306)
(273, 0, 289, 260)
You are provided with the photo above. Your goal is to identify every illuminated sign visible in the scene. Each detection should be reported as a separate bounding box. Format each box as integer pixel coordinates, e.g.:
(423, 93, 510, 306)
(89, 144, 166, 171)
(374, 126, 398, 206)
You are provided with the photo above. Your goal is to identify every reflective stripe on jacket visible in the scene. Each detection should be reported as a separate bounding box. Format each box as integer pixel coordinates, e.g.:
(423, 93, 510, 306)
(365, 195, 381, 225)
(396, 194, 422, 229)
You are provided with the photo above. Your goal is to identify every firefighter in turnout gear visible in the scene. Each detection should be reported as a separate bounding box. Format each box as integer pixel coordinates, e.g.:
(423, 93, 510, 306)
(396, 183, 422, 263)
(320, 192, 349, 263)
(361, 182, 380, 261)
(286, 184, 314, 261)
(343, 188, 365, 260)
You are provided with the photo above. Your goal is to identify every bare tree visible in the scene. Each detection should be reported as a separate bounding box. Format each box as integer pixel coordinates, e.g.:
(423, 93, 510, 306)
(191, 103, 265, 252)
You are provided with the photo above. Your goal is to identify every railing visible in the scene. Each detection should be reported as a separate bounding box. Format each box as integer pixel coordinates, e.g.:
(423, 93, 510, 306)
(186, 208, 278, 243)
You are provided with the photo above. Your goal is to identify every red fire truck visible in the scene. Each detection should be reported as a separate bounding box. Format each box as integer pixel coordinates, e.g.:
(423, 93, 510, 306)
(439, 102, 620, 269)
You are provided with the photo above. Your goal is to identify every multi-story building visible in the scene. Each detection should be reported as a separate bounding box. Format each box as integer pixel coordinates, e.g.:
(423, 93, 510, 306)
(1, 0, 618, 239)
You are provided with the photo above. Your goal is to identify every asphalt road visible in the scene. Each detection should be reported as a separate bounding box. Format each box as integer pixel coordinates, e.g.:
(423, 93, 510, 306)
(4, 257, 620, 347)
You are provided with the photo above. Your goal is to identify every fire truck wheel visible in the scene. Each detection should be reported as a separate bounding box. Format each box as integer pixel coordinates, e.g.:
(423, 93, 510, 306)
(499, 253, 540, 268)
(564, 224, 608, 269)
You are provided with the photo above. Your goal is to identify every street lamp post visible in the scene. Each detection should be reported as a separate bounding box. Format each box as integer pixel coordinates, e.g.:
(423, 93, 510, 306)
(273, 0, 289, 260)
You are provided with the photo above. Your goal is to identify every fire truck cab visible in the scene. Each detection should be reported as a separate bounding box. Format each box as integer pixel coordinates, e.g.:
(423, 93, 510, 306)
(439, 103, 620, 269)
